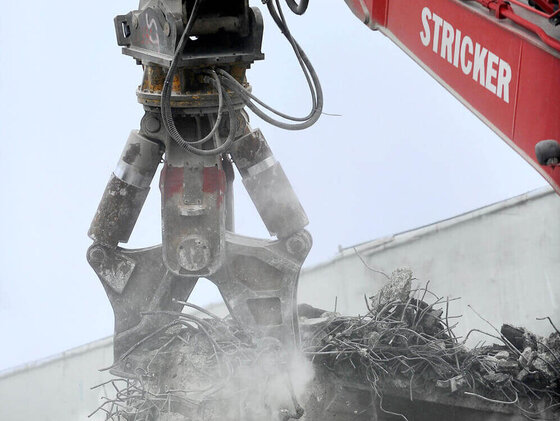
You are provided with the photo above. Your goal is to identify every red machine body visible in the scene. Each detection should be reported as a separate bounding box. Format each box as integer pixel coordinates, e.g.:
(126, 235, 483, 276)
(345, 0, 560, 193)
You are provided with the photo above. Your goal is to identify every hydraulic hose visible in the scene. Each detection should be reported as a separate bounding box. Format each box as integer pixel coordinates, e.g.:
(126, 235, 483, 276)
(217, 0, 323, 131)
(160, 0, 238, 156)
(285, 0, 309, 15)
(162, 0, 322, 142)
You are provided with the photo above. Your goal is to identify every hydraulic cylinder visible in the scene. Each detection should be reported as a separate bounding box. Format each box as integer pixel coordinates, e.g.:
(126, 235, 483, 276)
(88, 130, 163, 247)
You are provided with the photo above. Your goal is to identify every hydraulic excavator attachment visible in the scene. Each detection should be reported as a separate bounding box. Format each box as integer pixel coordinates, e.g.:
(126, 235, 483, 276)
(88, 1, 560, 419)
(345, 0, 560, 193)
(88, 0, 319, 370)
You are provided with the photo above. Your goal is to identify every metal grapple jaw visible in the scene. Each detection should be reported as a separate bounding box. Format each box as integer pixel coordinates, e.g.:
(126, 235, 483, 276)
(88, 124, 312, 369)
(87, 229, 312, 369)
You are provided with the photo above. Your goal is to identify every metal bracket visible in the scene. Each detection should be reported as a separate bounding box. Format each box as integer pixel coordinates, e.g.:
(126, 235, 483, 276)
(87, 245, 136, 294)
(210, 230, 312, 350)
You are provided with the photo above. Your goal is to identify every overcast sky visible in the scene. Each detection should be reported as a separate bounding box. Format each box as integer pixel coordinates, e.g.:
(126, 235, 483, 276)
(0, 0, 547, 371)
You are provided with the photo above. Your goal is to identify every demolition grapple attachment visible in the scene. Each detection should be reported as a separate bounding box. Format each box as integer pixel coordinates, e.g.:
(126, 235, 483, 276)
(88, 0, 315, 369)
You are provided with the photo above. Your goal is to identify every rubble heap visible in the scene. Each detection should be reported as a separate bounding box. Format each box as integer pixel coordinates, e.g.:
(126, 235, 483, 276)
(303, 269, 560, 419)
(91, 312, 310, 421)
(91, 270, 560, 420)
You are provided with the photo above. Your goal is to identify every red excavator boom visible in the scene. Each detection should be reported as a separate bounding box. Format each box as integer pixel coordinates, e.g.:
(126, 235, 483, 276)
(345, 0, 560, 193)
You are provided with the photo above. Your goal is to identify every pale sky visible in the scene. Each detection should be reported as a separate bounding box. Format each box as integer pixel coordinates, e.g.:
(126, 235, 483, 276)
(0, 0, 547, 371)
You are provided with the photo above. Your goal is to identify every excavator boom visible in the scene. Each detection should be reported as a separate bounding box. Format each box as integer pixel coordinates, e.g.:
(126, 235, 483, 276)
(345, 0, 560, 193)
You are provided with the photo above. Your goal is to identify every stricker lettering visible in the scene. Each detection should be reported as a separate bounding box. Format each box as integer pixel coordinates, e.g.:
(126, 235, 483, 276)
(419, 6, 512, 103)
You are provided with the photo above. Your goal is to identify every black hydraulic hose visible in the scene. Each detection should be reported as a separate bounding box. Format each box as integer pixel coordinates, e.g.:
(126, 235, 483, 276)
(217, 70, 314, 122)
(162, 0, 320, 139)
(217, 0, 319, 123)
(186, 89, 238, 156)
(274, 0, 319, 113)
(285, 0, 309, 15)
(160, 0, 236, 156)
(164, 69, 234, 154)
(217, 0, 323, 130)
(180, 71, 224, 147)
(220, 75, 319, 131)
(161, 0, 201, 136)
(265, 0, 323, 127)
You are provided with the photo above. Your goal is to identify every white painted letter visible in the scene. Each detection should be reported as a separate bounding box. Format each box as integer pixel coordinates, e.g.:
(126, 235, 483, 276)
(441, 21, 454, 63)
(453, 28, 462, 68)
(473, 43, 488, 86)
(485, 51, 499, 94)
(497, 59, 512, 103)
(460, 36, 473, 75)
(420, 7, 432, 47)
(146, 14, 160, 47)
(432, 13, 443, 54)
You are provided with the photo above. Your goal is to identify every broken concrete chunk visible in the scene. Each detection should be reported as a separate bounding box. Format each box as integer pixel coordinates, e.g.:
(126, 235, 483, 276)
(533, 353, 558, 381)
(501, 324, 525, 351)
(516, 368, 530, 382)
(484, 355, 499, 366)
(545, 332, 560, 350)
(483, 372, 511, 384)
(519, 347, 536, 367)
(495, 351, 510, 360)
(496, 359, 519, 373)
(434, 376, 467, 393)
(367, 331, 381, 348)
(299, 303, 329, 319)
(450, 375, 468, 392)
(436, 379, 450, 389)
(369, 268, 412, 313)
(501, 324, 539, 351)
(423, 308, 444, 329)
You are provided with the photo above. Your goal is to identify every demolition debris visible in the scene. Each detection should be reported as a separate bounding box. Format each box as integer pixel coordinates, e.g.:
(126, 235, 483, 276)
(303, 269, 560, 419)
(91, 270, 560, 420)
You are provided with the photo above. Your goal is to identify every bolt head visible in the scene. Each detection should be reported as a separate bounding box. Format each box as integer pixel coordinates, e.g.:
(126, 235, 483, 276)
(178, 236, 210, 272)
(286, 231, 312, 256)
(144, 116, 161, 133)
(287, 237, 304, 255)
(88, 247, 106, 264)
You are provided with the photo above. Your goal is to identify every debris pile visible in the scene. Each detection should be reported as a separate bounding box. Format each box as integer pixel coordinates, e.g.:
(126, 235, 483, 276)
(91, 313, 310, 421)
(91, 269, 560, 420)
(303, 269, 560, 418)
(499, 323, 560, 391)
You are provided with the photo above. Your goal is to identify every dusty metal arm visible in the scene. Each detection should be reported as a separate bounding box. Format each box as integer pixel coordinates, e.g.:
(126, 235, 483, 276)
(87, 0, 313, 368)
(88, 119, 311, 368)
